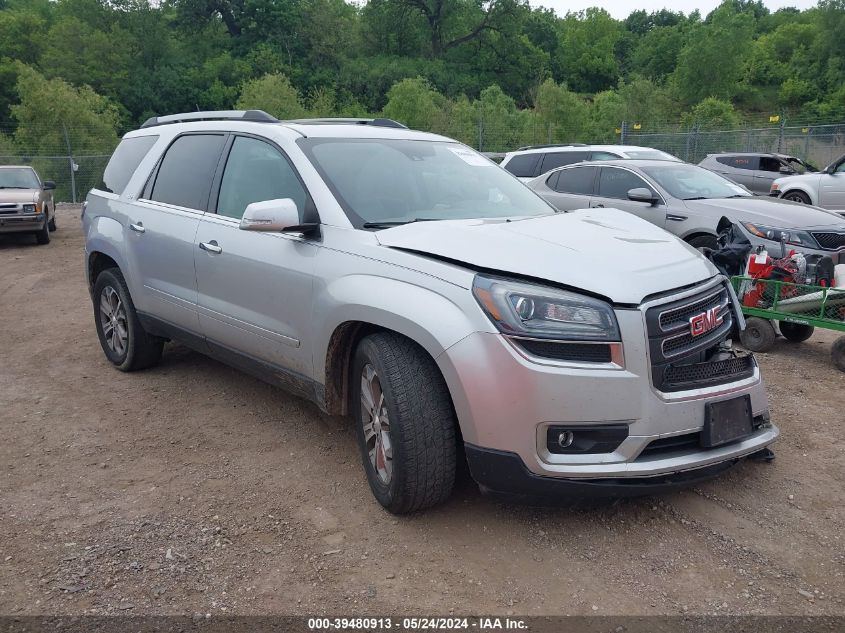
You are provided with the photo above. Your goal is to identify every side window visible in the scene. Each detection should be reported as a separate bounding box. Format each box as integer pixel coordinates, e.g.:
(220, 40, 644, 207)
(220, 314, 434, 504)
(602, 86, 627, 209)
(545, 171, 560, 190)
(726, 156, 758, 170)
(503, 153, 540, 178)
(759, 157, 784, 172)
(102, 135, 158, 195)
(216, 136, 307, 221)
(597, 167, 655, 200)
(149, 134, 226, 210)
(540, 151, 588, 173)
(590, 151, 621, 161)
(553, 166, 598, 195)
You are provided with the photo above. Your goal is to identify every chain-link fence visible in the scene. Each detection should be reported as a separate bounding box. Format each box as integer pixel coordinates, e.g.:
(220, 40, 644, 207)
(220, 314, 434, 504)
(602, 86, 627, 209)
(623, 120, 845, 168)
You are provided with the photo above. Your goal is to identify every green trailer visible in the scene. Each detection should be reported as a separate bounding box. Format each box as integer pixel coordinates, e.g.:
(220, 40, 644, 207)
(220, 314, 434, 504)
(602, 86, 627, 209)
(730, 276, 845, 371)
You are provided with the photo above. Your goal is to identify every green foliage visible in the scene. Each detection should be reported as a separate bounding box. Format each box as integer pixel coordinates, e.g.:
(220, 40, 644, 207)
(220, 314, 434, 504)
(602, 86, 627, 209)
(235, 73, 308, 119)
(680, 97, 742, 130)
(382, 77, 444, 129)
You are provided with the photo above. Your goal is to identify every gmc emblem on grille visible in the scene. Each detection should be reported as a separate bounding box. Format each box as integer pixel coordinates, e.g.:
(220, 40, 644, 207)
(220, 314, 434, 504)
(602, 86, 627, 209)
(689, 307, 723, 337)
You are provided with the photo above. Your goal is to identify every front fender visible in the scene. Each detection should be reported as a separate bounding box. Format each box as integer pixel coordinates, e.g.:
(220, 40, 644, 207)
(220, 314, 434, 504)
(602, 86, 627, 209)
(776, 181, 817, 204)
(312, 274, 486, 381)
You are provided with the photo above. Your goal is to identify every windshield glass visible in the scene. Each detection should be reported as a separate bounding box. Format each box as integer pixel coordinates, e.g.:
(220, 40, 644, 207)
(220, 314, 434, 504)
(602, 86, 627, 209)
(0, 168, 40, 189)
(298, 138, 554, 227)
(623, 149, 679, 161)
(642, 164, 751, 200)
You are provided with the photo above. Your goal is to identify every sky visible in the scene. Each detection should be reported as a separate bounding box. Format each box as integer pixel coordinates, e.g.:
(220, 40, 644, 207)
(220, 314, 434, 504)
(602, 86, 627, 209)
(532, 0, 819, 19)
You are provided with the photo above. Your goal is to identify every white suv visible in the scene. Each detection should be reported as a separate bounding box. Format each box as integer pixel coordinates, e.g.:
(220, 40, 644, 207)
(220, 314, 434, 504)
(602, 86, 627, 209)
(501, 144, 681, 181)
(83, 111, 776, 513)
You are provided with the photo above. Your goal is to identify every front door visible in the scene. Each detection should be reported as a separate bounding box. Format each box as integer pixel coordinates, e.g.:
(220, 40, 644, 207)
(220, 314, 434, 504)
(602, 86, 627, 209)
(819, 162, 845, 210)
(590, 166, 667, 229)
(194, 134, 319, 380)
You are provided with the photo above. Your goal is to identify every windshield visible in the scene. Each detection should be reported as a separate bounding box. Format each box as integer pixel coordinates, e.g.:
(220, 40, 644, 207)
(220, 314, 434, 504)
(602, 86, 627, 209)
(641, 164, 751, 200)
(298, 139, 554, 228)
(623, 149, 679, 161)
(0, 168, 40, 189)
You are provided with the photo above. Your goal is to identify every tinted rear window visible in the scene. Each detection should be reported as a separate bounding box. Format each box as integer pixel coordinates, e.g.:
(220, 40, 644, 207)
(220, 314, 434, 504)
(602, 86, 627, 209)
(553, 166, 598, 195)
(101, 135, 158, 195)
(503, 153, 541, 178)
(149, 134, 226, 210)
(540, 151, 589, 173)
(716, 156, 757, 170)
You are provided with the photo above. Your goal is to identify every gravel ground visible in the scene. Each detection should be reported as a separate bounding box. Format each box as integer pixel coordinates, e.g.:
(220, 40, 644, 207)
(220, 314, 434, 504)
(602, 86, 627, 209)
(1, 205, 843, 617)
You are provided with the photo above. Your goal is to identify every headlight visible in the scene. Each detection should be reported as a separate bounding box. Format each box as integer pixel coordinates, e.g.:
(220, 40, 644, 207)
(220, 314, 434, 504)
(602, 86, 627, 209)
(472, 275, 620, 341)
(23, 203, 36, 213)
(742, 222, 818, 248)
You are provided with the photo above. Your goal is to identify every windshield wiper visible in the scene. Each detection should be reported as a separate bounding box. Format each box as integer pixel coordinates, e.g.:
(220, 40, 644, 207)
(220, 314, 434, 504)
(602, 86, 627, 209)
(0, 186, 29, 189)
(683, 196, 709, 201)
(362, 218, 440, 229)
(724, 194, 750, 198)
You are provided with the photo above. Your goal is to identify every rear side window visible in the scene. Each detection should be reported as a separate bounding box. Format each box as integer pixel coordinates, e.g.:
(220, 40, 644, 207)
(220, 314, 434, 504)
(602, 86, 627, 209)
(590, 151, 622, 161)
(540, 151, 589, 173)
(553, 166, 598, 195)
(717, 156, 758, 170)
(503, 153, 541, 178)
(149, 134, 226, 210)
(597, 167, 656, 199)
(101, 135, 158, 195)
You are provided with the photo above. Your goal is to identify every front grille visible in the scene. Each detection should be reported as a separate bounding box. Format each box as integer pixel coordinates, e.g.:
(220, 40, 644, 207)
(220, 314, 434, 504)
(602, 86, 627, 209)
(811, 232, 845, 251)
(516, 339, 612, 363)
(658, 288, 725, 332)
(662, 354, 755, 391)
(645, 281, 741, 391)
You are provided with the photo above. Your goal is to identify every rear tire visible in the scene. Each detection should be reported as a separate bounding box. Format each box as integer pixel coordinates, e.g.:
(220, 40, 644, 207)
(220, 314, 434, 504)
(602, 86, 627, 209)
(687, 234, 718, 252)
(831, 337, 845, 372)
(352, 332, 457, 514)
(740, 317, 776, 352)
(35, 217, 50, 244)
(779, 321, 814, 343)
(782, 190, 810, 204)
(93, 267, 163, 371)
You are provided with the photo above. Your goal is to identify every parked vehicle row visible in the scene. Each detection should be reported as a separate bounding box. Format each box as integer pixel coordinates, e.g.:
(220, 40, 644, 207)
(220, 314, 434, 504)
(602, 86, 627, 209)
(83, 111, 778, 513)
(0, 166, 57, 244)
(527, 159, 845, 260)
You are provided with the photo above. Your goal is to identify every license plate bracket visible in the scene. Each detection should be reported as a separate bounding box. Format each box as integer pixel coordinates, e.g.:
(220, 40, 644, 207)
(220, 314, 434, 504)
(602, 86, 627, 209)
(701, 395, 753, 448)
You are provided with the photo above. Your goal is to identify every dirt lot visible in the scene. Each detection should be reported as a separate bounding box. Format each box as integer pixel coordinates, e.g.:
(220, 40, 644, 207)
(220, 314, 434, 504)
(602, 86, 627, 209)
(1, 205, 843, 617)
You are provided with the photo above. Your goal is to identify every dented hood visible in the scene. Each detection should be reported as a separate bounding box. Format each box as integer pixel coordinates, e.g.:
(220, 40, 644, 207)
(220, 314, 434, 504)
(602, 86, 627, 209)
(375, 209, 718, 304)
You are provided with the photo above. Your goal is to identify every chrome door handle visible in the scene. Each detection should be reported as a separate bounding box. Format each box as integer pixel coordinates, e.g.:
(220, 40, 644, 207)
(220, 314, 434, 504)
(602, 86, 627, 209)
(666, 214, 688, 222)
(199, 240, 222, 254)
(129, 222, 145, 233)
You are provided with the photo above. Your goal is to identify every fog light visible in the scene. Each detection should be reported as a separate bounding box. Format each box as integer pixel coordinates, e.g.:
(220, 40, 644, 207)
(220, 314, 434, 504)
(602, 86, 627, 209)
(557, 431, 575, 448)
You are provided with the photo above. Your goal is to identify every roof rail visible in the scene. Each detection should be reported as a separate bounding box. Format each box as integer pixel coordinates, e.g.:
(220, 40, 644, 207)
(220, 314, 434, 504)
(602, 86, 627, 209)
(140, 110, 279, 129)
(285, 117, 408, 129)
(515, 143, 588, 151)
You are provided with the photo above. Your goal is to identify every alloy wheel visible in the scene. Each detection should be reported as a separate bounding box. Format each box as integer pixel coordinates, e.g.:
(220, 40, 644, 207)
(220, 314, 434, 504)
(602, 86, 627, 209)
(360, 363, 393, 485)
(99, 286, 128, 356)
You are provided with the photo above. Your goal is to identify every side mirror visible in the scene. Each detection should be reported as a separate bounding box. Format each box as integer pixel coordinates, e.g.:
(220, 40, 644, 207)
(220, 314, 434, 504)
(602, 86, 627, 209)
(239, 198, 319, 236)
(779, 165, 793, 174)
(627, 187, 658, 205)
(42, 180, 56, 190)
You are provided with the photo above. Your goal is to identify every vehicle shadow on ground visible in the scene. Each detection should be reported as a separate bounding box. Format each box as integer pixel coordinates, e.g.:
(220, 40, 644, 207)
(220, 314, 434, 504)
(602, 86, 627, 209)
(0, 233, 39, 249)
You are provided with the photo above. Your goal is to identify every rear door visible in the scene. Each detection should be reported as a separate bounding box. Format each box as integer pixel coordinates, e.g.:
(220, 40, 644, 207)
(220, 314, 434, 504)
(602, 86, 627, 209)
(590, 166, 666, 228)
(193, 134, 319, 379)
(716, 156, 757, 189)
(540, 165, 597, 211)
(126, 132, 226, 334)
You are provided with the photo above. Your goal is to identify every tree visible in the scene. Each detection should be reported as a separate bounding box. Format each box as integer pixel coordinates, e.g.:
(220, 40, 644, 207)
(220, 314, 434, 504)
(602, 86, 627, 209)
(555, 9, 621, 93)
(671, 6, 754, 104)
(382, 77, 444, 129)
(235, 73, 307, 119)
(680, 97, 742, 130)
(533, 79, 589, 143)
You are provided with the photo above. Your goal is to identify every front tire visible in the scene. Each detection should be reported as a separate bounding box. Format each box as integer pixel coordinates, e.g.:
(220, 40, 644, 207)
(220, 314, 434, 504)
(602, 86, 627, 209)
(779, 321, 814, 343)
(782, 190, 810, 204)
(35, 217, 50, 244)
(352, 332, 457, 514)
(48, 210, 57, 232)
(831, 336, 845, 372)
(93, 268, 163, 371)
(687, 234, 718, 252)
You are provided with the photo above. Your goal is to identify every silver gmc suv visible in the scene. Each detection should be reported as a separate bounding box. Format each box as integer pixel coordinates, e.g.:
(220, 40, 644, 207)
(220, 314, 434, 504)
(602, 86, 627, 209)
(83, 111, 777, 513)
